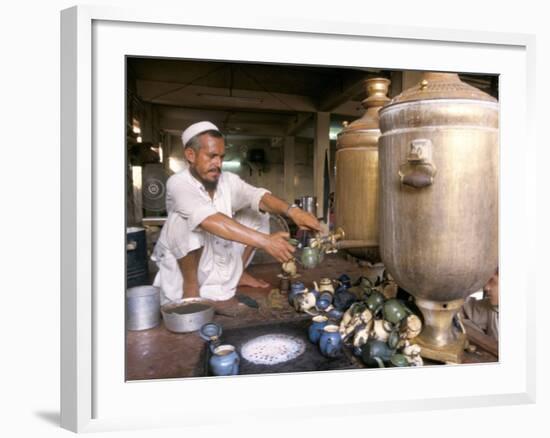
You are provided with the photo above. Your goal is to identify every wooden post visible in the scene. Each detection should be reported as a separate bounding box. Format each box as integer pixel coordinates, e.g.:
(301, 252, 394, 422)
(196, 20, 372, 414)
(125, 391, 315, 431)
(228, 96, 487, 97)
(283, 136, 295, 203)
(389, 70, 403, 97)
(314, 112, 330, 219)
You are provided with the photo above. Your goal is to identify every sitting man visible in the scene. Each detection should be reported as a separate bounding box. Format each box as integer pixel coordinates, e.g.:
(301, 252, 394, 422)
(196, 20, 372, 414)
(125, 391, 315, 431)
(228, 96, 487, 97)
(461, 268, 499, 340)
(152, 121, 321, 304)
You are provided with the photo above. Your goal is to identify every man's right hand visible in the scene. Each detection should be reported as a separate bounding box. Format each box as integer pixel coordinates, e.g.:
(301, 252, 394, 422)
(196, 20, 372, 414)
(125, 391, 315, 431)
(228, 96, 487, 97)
(261, 231, 295, 263)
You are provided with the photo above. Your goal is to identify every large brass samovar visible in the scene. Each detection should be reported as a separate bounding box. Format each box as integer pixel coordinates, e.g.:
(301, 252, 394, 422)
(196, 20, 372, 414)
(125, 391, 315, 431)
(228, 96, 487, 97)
(335, 77, 390, 264)
(378, 72, 499, 362)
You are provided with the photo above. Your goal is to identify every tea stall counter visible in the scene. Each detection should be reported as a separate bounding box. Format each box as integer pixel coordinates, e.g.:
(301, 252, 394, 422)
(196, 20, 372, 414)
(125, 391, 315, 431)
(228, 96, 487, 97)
(125, 255, 498, 381)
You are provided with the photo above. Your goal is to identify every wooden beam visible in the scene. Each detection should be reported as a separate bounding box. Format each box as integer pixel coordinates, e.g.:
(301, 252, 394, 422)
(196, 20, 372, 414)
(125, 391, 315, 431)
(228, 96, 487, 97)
(136, 80, 317, 113)
(285, 113, 312, 136)
(317, 71, 367, 112)
(159, 117, 287, 137)
(330, 101, 364, 118)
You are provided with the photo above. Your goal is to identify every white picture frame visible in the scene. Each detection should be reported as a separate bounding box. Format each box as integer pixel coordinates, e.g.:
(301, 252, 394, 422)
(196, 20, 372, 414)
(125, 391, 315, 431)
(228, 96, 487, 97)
(60, 5, 536, 433)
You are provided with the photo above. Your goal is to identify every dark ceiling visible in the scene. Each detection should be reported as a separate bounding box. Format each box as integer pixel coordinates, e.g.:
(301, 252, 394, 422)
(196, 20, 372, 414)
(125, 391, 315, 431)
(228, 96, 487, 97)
(127, 57, 497, 140)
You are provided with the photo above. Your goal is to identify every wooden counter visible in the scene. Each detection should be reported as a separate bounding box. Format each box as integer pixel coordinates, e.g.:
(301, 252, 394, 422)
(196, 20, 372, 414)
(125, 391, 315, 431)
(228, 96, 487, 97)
(126, 254, 497, 381)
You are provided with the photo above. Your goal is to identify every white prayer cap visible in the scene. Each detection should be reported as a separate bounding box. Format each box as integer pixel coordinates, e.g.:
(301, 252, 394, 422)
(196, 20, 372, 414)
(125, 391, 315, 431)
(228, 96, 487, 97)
(181, 121, 221, 147)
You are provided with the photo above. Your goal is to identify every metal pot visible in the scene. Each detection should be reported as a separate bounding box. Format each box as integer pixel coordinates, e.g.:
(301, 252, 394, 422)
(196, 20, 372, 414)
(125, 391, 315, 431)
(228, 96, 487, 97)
(161, 297, 215, 333)
(335, 77, 390, 262)
(378, 72, 499, 362)
(298, 196, 318, 217)
(126, 285, 160, 331)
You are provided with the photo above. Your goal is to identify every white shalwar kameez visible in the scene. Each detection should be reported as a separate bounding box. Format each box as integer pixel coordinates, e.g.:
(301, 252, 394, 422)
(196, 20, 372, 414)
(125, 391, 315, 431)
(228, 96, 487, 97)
(151, 168, 270, 304)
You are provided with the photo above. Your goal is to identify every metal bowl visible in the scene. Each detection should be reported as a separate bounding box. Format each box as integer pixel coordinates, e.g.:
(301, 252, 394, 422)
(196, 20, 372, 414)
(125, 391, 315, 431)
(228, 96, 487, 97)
(161, 297, 215, 333)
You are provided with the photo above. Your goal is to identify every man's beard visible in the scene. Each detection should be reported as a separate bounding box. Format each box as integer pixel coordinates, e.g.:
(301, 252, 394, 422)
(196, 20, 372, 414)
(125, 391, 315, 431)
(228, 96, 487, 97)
(202, 178, 219, 191)
(190, 166, 220, 191)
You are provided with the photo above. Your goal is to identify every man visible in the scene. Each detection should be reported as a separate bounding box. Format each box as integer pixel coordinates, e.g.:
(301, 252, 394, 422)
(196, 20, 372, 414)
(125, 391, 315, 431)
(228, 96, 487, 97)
(461, 268, 499, 340)
(152, 121, 321, 304)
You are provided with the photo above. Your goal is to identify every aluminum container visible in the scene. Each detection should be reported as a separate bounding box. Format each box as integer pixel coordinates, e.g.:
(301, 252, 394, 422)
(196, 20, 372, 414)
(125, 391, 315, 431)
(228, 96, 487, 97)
(126, 285, 161, 331)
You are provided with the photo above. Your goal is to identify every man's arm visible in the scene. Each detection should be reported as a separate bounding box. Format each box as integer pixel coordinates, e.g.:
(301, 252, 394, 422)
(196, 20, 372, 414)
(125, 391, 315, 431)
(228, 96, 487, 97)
(258, 192, 321, 232)
(200, 213, 295, 263)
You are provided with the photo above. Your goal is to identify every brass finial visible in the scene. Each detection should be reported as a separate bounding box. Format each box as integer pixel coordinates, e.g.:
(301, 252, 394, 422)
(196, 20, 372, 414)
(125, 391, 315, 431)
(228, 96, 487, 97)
(362, 77, 391, 109)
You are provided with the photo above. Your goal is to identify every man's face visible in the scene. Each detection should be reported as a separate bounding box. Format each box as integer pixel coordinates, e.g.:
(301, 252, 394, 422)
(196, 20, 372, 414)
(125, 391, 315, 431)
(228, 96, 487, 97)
(185, 134, 225, 189)
(483, 272, 499, 307)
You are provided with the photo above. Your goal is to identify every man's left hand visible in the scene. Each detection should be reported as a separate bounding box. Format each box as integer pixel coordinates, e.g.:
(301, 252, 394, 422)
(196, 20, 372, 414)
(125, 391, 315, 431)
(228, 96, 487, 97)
(289, 208, 321, 232)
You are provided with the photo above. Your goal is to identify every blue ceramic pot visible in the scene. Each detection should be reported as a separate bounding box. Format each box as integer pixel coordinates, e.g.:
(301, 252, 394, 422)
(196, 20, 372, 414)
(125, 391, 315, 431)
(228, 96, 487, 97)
(308, 315, 328, 343)
(289, 281, 306, 306)
(337, 274, 352, 289)
(327, 308, 344, 322)
(209, 344, 240, 376)
(333, 288, 357, 311)
(316, 291, 333, 311)
(319, 325, 342, 358)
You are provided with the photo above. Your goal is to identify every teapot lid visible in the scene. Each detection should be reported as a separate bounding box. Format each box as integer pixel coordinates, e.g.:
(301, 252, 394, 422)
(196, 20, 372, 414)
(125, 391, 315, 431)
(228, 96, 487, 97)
(199, 322, 223, 342)
(387, 72, 496, 105)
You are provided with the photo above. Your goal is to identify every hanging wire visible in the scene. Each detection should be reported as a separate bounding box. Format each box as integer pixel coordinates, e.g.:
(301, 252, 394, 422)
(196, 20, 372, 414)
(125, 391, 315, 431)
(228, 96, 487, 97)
(235, 64, 297, 112)
(146, 64, 228, 101)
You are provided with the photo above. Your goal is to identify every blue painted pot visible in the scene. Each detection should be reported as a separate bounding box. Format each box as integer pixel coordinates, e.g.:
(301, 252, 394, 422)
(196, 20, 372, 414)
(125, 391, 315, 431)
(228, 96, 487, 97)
(319, 325, 342, 358)
(333, 288, 357, 312)
(316, 291, 333, 311)
(289, 281, 306, 306)
(337, 274, 352, 289)
(327, 308, 344, 322)
(308, 315, 328, 343)
(209, 344, 240, 376)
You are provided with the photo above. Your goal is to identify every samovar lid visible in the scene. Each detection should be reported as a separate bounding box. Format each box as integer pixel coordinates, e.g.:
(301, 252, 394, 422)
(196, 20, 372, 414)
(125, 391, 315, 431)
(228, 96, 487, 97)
(337, 77, 391, 135)
(387, 72, 496, 105)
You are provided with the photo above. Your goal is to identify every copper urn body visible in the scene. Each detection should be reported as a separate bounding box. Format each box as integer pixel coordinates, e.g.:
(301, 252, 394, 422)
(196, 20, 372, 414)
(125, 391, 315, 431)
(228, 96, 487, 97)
(378, 72, 499, 362)
(335, 77, 390, 262)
